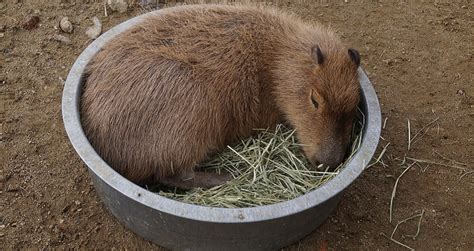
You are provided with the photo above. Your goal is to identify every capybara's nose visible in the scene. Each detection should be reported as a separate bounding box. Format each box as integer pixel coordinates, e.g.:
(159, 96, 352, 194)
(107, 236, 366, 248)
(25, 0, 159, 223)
(308, 156, 320, 167)
(325, 157, 343, 170)
(312, 152, 345, 170)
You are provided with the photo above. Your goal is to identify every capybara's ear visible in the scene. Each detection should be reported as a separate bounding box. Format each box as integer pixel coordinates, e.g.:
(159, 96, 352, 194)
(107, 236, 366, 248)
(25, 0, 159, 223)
(311, 46, 324, 65)
(348, 48, 360, 67)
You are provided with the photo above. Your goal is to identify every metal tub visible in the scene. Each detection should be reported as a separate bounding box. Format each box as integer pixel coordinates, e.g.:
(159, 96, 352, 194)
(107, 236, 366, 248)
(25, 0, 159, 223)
(62, 8, 381, 251)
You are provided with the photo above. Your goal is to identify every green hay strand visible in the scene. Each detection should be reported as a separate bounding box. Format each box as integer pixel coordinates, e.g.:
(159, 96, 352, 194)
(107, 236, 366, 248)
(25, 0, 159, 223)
(151, 110, 365, 208)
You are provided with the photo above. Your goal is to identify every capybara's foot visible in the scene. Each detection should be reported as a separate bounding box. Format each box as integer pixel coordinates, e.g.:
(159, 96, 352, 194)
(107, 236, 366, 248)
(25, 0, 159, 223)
(160, 171, 232, 190)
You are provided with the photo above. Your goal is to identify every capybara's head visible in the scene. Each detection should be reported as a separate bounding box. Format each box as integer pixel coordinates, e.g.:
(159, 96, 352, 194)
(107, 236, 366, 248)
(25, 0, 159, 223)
(276, 45, 361, 169)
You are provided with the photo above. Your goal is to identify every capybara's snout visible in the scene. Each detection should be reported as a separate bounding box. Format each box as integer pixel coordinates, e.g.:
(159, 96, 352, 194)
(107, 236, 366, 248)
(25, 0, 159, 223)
(310, 148, 345, 170)
(310, 141, 347, 170)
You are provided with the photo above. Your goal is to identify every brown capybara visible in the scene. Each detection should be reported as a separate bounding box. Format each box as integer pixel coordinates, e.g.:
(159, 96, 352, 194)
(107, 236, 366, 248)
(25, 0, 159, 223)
(81, 4, 361, 189)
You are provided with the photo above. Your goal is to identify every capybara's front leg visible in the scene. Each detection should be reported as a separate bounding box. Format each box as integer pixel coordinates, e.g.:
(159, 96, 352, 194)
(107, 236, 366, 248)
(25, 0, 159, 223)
(160, 171, 232, 190)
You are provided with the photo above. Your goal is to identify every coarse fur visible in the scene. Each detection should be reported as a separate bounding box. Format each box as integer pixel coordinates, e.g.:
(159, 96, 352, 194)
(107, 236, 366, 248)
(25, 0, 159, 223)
(81, 4, 361, 187)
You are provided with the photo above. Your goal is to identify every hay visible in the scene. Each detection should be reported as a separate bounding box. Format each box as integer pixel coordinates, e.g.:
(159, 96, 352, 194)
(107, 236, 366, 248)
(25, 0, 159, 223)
(151, 110, 365, 208)
(383, 209, 425, 251)
(389, 161, 416, 223)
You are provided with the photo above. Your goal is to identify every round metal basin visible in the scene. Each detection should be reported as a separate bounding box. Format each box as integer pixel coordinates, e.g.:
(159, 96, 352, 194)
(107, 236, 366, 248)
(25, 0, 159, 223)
(62, 8, 381, 251)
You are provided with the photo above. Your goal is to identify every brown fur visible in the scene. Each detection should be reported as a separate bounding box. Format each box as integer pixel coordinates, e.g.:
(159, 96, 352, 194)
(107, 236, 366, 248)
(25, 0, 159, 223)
(81, 4, 360, 187)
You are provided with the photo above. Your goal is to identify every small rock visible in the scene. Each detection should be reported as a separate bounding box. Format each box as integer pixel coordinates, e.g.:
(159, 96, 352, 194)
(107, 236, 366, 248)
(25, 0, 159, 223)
(85, 16, 102, 39)
(0, 25, 5, 32)
(461, 5, 467, 9)
(140, 0, 158, 8)
(59, 17, 73, 33)
(22, 16, 40, 30)
(108, 0, 128, 13)
(51, 34, 71, 45)
(74, 200, 81, 206)
(0, 33, 4, 38)
(456, 89, 465, 96)
(382, 59, 393, 65)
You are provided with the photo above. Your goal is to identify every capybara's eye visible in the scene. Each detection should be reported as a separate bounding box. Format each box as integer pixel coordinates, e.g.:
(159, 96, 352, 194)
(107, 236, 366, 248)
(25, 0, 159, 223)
(311, 96, 319, 109)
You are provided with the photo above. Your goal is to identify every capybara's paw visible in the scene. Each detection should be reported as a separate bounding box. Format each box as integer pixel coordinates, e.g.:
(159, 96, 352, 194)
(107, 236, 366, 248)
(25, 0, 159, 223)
(160, 171, 233, 190)
(195, 172, 233, 188)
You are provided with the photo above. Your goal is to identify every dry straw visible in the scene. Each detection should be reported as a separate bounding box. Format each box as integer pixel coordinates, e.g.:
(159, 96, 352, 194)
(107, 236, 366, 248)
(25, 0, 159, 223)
(153, 110, 365, 208)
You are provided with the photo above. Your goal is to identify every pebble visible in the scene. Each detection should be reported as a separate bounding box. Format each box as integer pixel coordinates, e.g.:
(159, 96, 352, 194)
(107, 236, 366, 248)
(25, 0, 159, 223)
(85, 16, 102, 39)
(0, 25, 5, 32)
(456, 89, 465, 96)
(140, 0, 158, 8)
(59, 17, 73, 33)
(108, 0, 128, 13)
(51, 34, 71, 45)
(0, 33, 4, 38)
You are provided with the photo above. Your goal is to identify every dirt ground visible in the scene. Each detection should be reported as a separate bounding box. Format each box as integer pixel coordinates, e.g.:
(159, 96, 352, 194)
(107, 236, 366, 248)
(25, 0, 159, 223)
(1, 0, 473, 250)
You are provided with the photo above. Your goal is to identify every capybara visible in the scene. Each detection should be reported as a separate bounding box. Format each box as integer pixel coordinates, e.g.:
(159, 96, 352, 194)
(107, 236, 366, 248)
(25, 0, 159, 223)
(81, 4, 361, 189)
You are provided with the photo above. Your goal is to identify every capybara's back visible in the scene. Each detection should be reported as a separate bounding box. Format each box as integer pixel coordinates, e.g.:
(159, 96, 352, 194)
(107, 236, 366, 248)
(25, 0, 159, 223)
(81, 4, 361, 188)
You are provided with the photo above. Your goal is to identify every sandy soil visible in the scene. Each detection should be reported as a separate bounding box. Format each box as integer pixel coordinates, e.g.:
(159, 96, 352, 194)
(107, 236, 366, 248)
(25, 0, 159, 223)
(1, 0, 473, 250)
